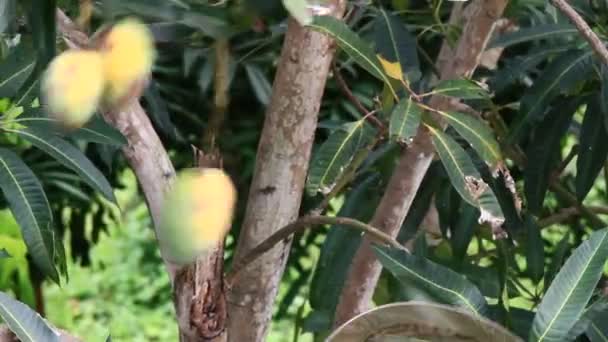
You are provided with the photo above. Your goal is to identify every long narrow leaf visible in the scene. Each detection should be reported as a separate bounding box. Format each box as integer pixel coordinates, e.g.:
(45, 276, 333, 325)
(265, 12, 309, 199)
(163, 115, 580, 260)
(435, 111, 502, 169)
(373, 245, 489, 316)
(308, 15, 397, 98)
(374, 9, 420, 82)
(529, 228, 608, 342)
(6, 127, 116, 202)
(0, 148, 58, 282)
(427, 125, 505, 230)
(0, 291, 60, 342)
(432, 79, 489, 100)
(389, 97, 421, 143)
(306, 120, 374, 195)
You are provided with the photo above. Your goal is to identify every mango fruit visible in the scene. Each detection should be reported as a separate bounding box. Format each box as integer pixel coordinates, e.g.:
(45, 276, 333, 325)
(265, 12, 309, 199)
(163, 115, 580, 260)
(41, 50, 105, 129)
(158, 168, 237, 265)
(98, 17, 156, 109)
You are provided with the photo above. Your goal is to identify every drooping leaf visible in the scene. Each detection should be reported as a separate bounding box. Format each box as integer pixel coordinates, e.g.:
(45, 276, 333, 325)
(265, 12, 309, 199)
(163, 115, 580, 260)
(510, 49, 593, 142)
(0, 148, 58, 282)
(427, 125, 505, 231)
(6, 127, 116, 203)
(142, 80, 182, 141)
(0, 291, 60, 342)
(524, 214, 545, 284)
(435, 111, 502, 169)
(374, 9, 420, 82)
(306, 120, 375, 195)
(389, 97, 421, 143)
(545, 231, 571, 290)
(523, 98, 578, 214)
(374, 245, 489, 316)
(244, 63, 272, 106)
(488, 24, 577, 48)
(432, 79, 489, 100)
(308, 15, 397, 98)
(530, 228, 608, 342)
(576, 94, 608, 201)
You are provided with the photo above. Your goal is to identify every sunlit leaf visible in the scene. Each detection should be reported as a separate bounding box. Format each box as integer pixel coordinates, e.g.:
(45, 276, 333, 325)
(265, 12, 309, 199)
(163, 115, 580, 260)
(530, 228, 608, 342)
(0, 291, 60, 342)
(0, 148, 58, 283)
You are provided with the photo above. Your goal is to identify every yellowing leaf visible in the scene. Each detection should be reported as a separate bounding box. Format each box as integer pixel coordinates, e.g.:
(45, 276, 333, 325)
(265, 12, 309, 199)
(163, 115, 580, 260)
(377, 55, 403, 81)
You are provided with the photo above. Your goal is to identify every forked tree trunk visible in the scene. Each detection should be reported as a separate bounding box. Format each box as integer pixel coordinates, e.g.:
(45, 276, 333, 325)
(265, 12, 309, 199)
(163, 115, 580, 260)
(226, 3, 346, 341)
(333, 0, 510, 328)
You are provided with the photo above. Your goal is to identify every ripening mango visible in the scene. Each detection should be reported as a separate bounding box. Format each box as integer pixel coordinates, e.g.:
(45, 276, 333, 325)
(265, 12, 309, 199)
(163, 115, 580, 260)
(98, 17, 156, 109)
(158, 168, 237, 265)
(41, 50, 105, 129)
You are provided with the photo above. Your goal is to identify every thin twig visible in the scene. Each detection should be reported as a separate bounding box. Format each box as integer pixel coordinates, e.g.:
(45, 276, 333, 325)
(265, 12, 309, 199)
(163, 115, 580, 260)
(538, 207, 580, 228)
(551, 0, 608, 68)
(332, 63, 385, 130)
(553, 144, 579, 178)
(226, 215, 407, 284)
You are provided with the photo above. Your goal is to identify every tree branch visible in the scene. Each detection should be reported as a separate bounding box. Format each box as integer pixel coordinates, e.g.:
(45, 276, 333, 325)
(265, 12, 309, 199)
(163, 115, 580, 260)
(226, 2, 347, 341)
(551, 0, 608, 68)
(333, 0, 510, 328)
(56, 10, 228, 341)
(226, 215, 406, 284)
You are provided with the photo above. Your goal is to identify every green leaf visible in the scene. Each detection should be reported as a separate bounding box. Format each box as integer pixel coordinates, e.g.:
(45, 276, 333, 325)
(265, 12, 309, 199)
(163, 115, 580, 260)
(524, 98, 578, 214)
(450, 202, 478, 261)
(586, 307, 608, 341)
(0, 0, 16, 34)
(308, 15, 397, 98)
(524, 214, 545, 284)
(244, 63, 272, 106)
(488, 24, 577, 48)
(435, 111, 502, 169)
(17, 113, 127, 146)
(308, 174, 380, 330)
(374, 9, 421, 82)
(567, 297, 608, 341)
(545, 231, 571, 290)
(0, 148, 58, 283)
(389, 97, 421, 143)
(510, 49, 593, 142)
(373, 245, 489, 316)
(306, 120, 374, 195)
(427, 125, 505, 230)
(432, 79, 490, 100)
(576, 94, 608, 201)
(6, 127, 116, 203)
(529, 228, 608, 342)
(0, 40, 36, 99)
(0, 291, 60, 342)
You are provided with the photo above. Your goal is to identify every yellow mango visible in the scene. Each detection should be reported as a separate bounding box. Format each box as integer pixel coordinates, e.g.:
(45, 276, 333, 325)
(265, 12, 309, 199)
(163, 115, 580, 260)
(41, 50, 105, 129)
(158, 168, 237, 265)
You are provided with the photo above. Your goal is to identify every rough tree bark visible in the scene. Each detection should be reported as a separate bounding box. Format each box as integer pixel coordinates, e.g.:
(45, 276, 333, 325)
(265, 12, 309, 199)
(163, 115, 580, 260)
(56, 10, 228, 342)
(226, 2, 346, 341)
(333, 0, 510, 328)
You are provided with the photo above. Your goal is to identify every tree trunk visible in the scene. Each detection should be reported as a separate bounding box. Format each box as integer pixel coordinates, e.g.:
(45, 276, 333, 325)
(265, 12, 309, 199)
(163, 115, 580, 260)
(226, 3, 345, 341)
(333, 0, 510, 328)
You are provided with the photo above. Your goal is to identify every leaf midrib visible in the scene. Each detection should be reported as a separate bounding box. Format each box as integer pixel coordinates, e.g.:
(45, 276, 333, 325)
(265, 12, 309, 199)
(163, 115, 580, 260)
(438, 111, 501, 163)
(0, 61, 35, 89)
(0, 300, 36, 342)
(537, 231, 608, 341)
